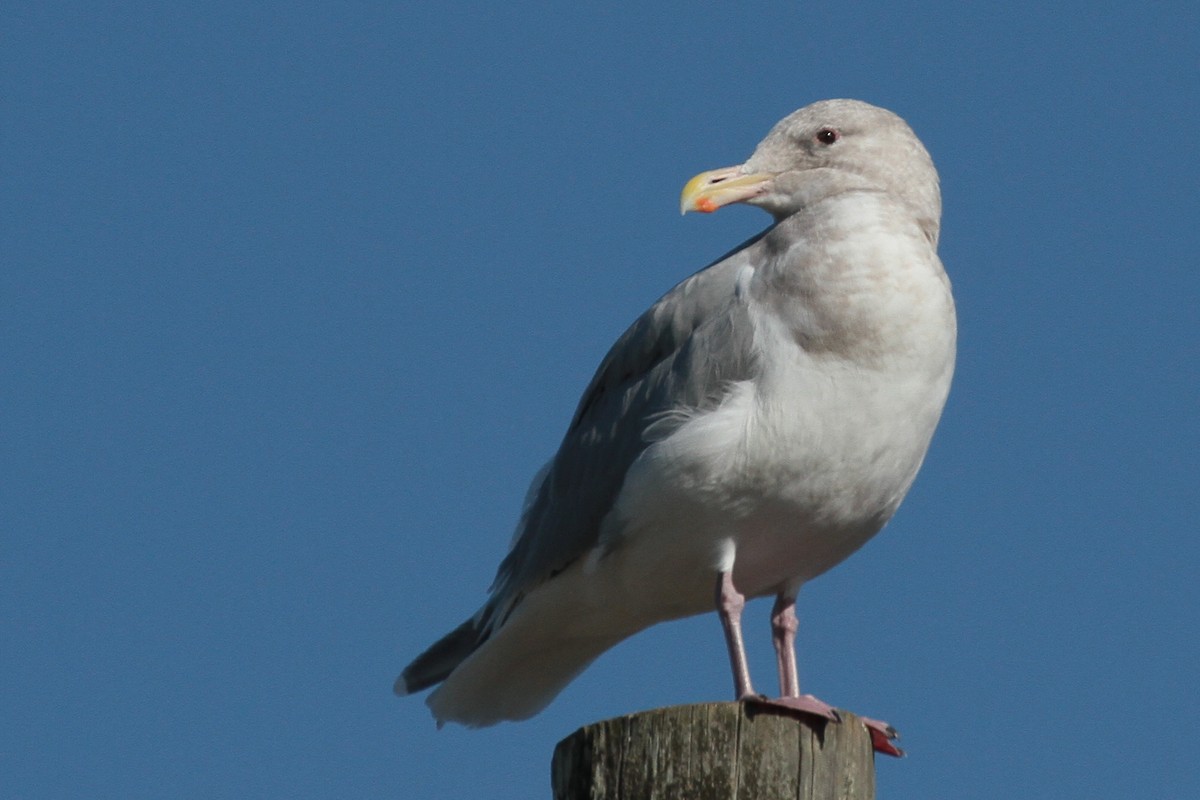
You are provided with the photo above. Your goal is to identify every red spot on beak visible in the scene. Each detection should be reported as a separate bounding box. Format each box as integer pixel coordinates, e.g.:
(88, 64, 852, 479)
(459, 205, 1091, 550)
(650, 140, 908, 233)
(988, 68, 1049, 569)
(696, 197, 718, 213)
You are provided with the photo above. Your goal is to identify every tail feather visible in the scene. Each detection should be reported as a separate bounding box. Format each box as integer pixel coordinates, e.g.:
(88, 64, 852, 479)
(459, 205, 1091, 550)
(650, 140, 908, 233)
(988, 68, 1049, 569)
(396, 616, 486, 695)
(425, 600, 622, 726)
(397, 559, 647, 725)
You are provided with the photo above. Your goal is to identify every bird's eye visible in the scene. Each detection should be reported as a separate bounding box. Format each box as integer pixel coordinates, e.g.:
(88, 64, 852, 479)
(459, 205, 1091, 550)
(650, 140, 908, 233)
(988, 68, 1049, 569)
(816, 127, 840, 145)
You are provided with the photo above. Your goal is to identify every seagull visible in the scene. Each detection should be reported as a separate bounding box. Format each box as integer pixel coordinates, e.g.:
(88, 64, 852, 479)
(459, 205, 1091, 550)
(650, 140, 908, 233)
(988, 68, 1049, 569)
(397, 99, 955, 755)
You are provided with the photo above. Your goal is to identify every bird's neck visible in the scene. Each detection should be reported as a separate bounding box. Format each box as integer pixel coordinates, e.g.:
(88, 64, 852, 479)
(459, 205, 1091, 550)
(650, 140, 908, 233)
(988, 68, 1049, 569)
(752, 195, 954, 371)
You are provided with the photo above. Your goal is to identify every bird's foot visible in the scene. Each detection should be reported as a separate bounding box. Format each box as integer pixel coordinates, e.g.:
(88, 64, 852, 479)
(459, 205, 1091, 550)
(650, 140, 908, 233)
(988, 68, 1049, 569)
(859, 715, 903, 758)
(744, 693, 840, 722)
(744, 696, 904, 757)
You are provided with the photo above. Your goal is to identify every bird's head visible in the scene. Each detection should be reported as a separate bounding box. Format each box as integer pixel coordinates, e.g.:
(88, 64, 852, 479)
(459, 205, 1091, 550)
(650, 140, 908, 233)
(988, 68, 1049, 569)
(680, 99, 940, 241)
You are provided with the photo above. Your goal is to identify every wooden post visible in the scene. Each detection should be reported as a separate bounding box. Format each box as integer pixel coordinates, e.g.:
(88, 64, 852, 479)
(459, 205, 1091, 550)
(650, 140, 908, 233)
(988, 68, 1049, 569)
(551, 702, 877, 800)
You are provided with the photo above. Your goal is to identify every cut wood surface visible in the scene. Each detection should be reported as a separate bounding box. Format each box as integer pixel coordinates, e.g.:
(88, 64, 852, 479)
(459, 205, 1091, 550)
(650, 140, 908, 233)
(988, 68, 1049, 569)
(551, 702, 877, 800)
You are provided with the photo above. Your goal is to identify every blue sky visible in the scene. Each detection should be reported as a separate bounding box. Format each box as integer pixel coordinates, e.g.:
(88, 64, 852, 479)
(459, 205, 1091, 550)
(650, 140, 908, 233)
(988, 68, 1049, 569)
(4, 2, 1197, 798)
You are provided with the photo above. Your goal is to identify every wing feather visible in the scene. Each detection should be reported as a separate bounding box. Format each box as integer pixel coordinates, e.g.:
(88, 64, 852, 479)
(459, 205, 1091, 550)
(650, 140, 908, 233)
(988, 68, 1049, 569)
(485, 232, 769, 623)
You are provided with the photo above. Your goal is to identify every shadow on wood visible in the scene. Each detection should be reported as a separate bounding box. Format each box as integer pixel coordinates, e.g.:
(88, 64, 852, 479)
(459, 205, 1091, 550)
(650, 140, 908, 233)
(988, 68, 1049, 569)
(551, 702, 876, 800)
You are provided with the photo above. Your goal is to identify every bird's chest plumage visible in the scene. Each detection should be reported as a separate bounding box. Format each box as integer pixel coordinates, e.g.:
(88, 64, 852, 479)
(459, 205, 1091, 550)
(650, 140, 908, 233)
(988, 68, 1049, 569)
(610, 219, 954, 597)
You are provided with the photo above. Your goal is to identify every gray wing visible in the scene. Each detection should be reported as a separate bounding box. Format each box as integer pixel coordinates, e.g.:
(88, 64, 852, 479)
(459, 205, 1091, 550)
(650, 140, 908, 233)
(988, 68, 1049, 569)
(486, 232, 767, 623)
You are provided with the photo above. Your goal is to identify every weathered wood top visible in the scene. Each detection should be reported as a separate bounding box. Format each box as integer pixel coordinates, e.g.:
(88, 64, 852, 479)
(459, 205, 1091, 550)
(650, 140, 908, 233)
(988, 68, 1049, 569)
(552, 702, 877, 800)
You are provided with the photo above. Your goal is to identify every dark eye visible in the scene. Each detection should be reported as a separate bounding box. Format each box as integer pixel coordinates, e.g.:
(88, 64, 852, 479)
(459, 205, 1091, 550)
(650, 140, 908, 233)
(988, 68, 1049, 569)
(816, 127, 840, 145)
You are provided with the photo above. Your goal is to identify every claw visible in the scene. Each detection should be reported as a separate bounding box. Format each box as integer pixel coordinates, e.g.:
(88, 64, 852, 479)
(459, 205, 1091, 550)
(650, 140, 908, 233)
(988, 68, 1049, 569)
(860, 715, 903, 757)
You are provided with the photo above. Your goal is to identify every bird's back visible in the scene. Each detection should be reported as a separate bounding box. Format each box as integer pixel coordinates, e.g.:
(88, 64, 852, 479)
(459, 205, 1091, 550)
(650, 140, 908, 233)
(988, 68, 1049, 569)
(398, 98, 957, 729)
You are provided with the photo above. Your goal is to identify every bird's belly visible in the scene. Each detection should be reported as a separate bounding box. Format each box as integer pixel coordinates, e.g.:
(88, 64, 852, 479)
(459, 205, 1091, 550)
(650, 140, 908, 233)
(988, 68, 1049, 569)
(605, 366, 942, 606)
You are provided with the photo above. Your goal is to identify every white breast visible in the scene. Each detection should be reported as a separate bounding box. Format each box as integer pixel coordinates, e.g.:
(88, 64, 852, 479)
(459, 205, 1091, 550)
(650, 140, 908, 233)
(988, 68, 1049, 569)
(601, 193, 955, 607)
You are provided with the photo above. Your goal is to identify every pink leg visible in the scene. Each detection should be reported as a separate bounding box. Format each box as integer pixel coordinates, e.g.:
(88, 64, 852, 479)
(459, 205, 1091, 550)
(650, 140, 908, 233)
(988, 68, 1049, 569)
(768, 594, 903, 756)
(755, 592, 838, 721)
(770, 593, 801, 697)
(715, 571, 755, 700)
(715, 580, 903, 756)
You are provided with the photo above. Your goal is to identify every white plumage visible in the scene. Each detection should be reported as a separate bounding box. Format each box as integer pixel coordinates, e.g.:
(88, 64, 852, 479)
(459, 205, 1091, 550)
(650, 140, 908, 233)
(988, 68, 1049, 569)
(398, 99, 955, 733)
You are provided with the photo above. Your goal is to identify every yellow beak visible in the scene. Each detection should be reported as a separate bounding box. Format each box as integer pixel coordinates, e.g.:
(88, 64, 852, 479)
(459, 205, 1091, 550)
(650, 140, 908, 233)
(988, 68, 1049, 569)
(680, 166, 774, 215)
